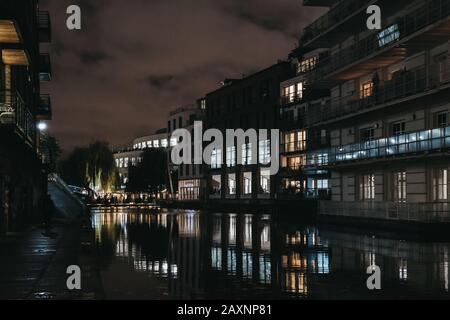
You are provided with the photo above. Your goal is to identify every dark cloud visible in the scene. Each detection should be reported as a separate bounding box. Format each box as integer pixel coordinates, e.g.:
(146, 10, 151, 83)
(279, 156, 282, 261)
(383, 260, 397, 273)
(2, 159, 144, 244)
(79, 50, 109, 64)
(40, 0, 326, 152)
(145, 75, 174, 89)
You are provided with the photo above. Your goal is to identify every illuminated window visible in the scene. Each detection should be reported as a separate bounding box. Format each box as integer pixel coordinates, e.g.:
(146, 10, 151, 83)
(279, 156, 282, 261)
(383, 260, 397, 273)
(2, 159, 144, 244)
(242, 143, 252, 165)
(298, 56, 317, 73)
(360, 81, 373, 99)
(170, 138, 177, 147)
(258, 140, 271, 164)
(377, 24, 400, 47)
(283, 130, 306, 152)
(243, 172, 252, 195)
(226, 146, 236, 167)
(433, 169, 448, 201)
(282, 82, 303, 104)
(393, 171, 407, 202)
(228, 174, 236, 195)
(161, 139, 168, 148)
(360, 174, 375, 200)
(211, 175, 222, 196)
(211, 149, 222, 169)
(260, 170, 270, 194)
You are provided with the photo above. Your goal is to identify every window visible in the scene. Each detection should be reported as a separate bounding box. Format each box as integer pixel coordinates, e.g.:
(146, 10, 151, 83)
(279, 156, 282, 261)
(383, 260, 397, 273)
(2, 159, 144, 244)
(226, 146, 236, 167)
(124, 158, 129, 168)
(260, 170, 270, 194)
(211, 175, 222, 196)
(258, 140, 271, 165)
(243, 172, 252, 195)
(377, 24, 400, 47)
(360, 81, 373, 99)
(153, 140, 160, 148)
(393, 172, 407, 202)
(361, 127, 375, 141)
(178, 117, 183, 128)
(211, 149, 222, 169)
(392, 121, 406, 136)
(228, 174, 236, 195)
(298, 56, 317, 73)
(435, 111, 449, 127)
(283, 130, 306, 152)
(161, 139, 168, 148)
(200, 99, 206, 110)
(242, 143, 252, 165)
(170, 138, 177, 147)
(282, 82, 303, 104)
(433, 169, 448, 201)
(360, 174, 375, 200)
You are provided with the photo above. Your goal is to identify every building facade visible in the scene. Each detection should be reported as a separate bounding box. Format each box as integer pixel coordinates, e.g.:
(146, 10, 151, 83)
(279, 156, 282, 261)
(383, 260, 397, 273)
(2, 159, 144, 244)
(293, 0, 450, 218)
(168, 102, 206, 201)
(204, 62, 293, 203)
(114, 129, 169, 189)
(0, 0, 53, 234)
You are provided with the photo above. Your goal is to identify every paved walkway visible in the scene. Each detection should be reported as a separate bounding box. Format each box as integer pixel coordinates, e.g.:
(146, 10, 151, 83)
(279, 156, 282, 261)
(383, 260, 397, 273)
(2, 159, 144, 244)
(0, 221, 103, 300)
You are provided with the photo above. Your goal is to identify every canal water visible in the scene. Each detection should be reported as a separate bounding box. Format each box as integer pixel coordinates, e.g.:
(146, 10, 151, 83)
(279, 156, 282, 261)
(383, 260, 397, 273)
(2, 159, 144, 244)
(91, 207, 450, 299)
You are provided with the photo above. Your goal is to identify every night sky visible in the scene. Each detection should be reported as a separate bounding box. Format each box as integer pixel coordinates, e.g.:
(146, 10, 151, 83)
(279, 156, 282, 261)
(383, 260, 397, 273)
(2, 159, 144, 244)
(40, 0, 325, 152)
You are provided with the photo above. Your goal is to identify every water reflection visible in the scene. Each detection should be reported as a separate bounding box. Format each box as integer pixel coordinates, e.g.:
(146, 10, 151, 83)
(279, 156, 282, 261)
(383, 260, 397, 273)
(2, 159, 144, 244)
(91, 207, 450, 299)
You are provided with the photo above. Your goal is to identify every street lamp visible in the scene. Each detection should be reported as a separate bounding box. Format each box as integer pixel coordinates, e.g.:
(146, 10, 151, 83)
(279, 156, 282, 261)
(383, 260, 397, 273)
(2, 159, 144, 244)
(37, 122, 47, 131)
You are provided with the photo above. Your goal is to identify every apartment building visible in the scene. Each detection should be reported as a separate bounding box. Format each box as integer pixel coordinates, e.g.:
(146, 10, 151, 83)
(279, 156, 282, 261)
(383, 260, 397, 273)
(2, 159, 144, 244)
(168, 101, 206, 201)
(204, 62, 293, 203)
(295, 0, 450, 217)
(0, 0, 53, 233)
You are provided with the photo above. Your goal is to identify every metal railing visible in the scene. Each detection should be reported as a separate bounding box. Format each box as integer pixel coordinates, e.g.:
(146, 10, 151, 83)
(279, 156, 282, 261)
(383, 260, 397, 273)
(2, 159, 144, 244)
(38, 11, 51, 42)
(280, 93, 303, 107)
(306, 0, 450, 83)
(319, 200, 450, 223)
(307, 125, 450, 167)
(302, 0, 372, 44)
(301, 67, 431, 126)
(0, 90, 35, 143)
(281, 142, 307, 153)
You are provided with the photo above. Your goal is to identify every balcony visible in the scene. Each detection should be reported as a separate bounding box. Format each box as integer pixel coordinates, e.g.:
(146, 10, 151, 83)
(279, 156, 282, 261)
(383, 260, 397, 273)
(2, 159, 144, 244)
(302, 67, 434, 126)
(307, 125, 450, 168)
(281, 142, 307, 154)
(37, 94, 52, 120)
(280, 93, 303, 107)
(302, 0, 373, 47)
(38, 11, 51, 43)
(0, 20, 21, 44)
(39, 53, 52, 81)
(0, 90, 35, 143)
(305, 0, 450, 84)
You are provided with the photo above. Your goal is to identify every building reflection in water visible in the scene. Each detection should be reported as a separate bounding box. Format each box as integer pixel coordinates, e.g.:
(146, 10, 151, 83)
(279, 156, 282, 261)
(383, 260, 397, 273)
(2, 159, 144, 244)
(91, 207, 450, 299)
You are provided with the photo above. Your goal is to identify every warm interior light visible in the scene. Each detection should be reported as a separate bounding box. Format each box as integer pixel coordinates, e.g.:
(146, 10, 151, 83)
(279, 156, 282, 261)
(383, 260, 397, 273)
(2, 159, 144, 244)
(2, 49, 29, 66)
(0, 20, 21, 43)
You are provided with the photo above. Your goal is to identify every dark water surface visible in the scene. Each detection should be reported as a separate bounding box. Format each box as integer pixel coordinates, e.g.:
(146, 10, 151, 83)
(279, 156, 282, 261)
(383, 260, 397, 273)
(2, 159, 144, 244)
(91, 207, 450, 299)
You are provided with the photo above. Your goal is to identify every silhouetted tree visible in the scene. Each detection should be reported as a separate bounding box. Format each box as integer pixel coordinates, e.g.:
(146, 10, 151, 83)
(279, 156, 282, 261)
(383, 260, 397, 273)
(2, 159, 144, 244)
(127, 148, 168, 194)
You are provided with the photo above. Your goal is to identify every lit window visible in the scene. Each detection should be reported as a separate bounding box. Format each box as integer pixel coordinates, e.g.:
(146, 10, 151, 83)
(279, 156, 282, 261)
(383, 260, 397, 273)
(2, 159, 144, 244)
(242, 143, 252, 165)
(258, 140, 271, 164)
(153, 140, 159, 148)
(226, 146, 236, 167)
(228, 174, 236, 195)
(243, 172, 252, 195)
(147, 141, 152, 148)
(433, 169, 448, 201)
(211, 175, 221, 196)
(161, 139, 168, 148)
(360, 174, 375, 200)
(377, 24, 400, 47)
(170, 138, 177, 147)
(393, 171, 407, 202)
(360, 81, 373, 99)
(211, 149, 222, 169)
(298, 56, 317, 73)
(260, 170, 270, 194)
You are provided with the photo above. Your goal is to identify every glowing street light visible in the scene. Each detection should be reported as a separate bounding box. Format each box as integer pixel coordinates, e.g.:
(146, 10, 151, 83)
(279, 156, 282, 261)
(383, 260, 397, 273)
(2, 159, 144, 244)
(37, 122, 47, 131)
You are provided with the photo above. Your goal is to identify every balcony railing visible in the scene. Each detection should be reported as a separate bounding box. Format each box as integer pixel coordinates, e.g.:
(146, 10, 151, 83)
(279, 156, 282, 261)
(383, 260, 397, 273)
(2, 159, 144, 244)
(302, 0, 372, 45)
(302, 67, 432, 126)
(306, 0, 450, 83)
(38, 11, 51, 43)
(280, 93, 303, 107)
(307, 125, 450, 167)
(281, 142, 307, 153)
(0, 90, 35, 143)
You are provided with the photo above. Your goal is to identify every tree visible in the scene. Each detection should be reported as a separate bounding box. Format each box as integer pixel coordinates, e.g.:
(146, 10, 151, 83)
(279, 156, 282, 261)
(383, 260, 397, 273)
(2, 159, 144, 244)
(40, 134, 62, 173)
(127, 148, 168, 194)
(59, 141, 117, 193)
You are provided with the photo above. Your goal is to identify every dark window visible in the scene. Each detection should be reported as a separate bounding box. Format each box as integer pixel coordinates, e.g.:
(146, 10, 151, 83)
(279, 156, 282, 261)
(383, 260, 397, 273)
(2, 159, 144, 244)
(179, 117, 183, 128)
(392, 121, 406, 135)
(168, 121, 171, 133)
(361, 127, 375, 141)
(436, 111, 449, 127)
(173, 119, 177, 130)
